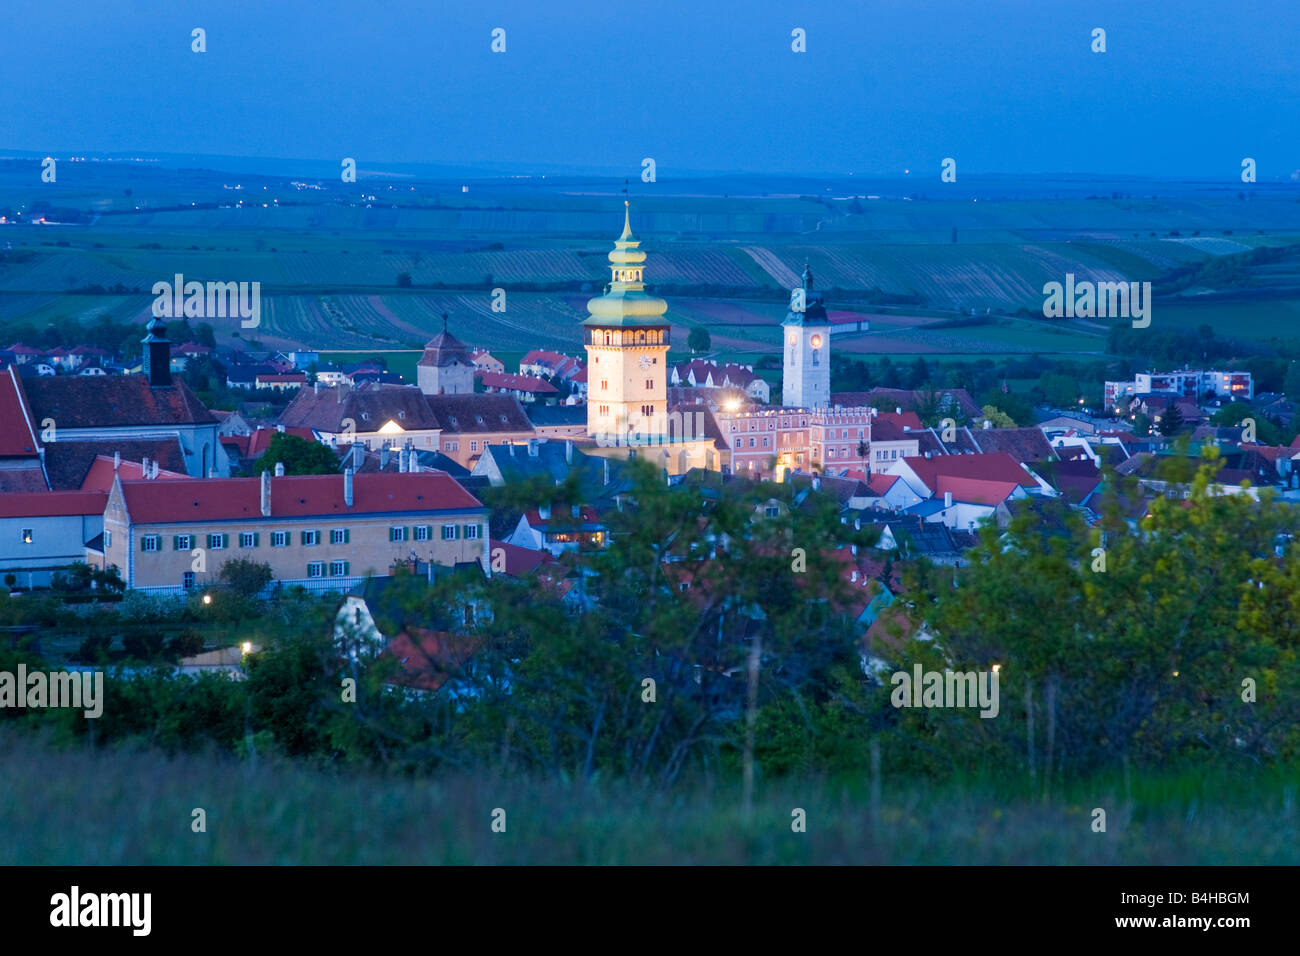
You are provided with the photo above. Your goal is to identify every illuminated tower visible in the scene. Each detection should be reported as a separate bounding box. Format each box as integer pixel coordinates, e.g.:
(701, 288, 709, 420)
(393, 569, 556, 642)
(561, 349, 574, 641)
(583, 202, 671, 444)
(782, 264, 830, 408)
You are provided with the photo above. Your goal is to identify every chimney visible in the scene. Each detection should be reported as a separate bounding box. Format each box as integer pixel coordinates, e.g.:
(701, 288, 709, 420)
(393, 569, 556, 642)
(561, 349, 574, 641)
(924, 451, 931, 459)
(344, 467, 354, 507)
(380, 446, 390, 469)
(141, 315, 171, 388)
(152, 460, 159, 479)
(812, 473, 821, 491)
(277, 424, 285, 433)
(944, 491, 953, 508)
(528, 439, 539, 458)
(399, 448, 408, 473)
(314, 381, 320, 395)
(895, 406, 902, 414)
(565, 440, 573, 464)
(604, 457, 610, 486)
(141, 456, 150, 478)
(274, 461, 285, 477)
(113, 451, 120, 471)
(352, 442, 363, 469)
(260, 470, 271, 516)
(539, 502, 551, 520)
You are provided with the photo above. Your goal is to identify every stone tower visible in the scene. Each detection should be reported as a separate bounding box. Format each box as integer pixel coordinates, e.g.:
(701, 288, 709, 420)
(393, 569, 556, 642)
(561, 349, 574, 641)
(583, 203, 671, 445)
(782, 264, 830, 408)
(417, 315, 474, 395)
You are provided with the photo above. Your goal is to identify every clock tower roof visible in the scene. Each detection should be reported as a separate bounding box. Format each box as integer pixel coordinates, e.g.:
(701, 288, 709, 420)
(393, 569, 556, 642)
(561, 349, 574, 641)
(584, 202, 668, 327)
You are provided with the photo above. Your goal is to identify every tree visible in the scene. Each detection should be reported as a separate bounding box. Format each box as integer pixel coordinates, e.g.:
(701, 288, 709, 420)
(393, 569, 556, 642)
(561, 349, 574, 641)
(687, 326, 711, 354)
(1157, 399, 1184, 436)
(254, 432, 339, 476)
(1132, 412, 1153, 437)
(978, 405, 1017, 429)
(1284, 362, 1300, 403)
(218, 558, 273, 598)
(908, 357, 930, 389)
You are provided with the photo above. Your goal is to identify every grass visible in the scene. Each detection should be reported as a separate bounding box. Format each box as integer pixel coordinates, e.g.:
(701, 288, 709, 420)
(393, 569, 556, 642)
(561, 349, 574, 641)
(1, 731, 1294, 865)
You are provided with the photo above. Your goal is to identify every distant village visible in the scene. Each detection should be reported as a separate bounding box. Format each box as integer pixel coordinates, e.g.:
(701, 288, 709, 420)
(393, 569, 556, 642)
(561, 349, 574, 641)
(2, 208, 1295, 686)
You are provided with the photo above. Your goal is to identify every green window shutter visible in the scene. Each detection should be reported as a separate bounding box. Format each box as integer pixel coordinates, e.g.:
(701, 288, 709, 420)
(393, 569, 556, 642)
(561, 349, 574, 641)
(173, 535, 181, 550)
(344, 529, 350, 544)
(424, 525, 432, 539)
(454, 524, 462, 539)
(141, 536, 148, 552)
(252, 533, 259, 548)
(302, 531, 309, 545)
(222, 534, 229, 548)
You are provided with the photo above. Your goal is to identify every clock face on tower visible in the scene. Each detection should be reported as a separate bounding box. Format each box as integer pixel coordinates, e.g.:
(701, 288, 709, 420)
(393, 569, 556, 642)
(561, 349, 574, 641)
(638, 355, 652, 371)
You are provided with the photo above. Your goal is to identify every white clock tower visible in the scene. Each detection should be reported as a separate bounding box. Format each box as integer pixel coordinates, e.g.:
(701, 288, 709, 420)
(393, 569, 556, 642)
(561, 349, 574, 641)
(782, 264, 831, 408)
(584, 203, 671, 444)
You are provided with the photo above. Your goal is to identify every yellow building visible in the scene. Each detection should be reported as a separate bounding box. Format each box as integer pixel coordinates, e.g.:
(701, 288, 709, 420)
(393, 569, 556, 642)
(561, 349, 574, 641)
(103, 470, 489, 594)
(584, 204, 720, 474)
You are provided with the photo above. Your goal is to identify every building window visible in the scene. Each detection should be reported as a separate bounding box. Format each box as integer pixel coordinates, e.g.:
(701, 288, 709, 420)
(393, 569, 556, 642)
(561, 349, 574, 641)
(330, 561, 349, 577)
(104, 529, 112, 548)
(645, 379, 653, 389)
(183, 571, 195, 589)
(470, 441, 478, 452)
(331, 529, 349, 545)
(749, 438, 756, 447)
(207, 533, 228, 550)
(174, 534, 192, 550)
(272, 531, 289, 548)
(240, 532, 258, 548)
(465, 524, 480, 539)
(414, 525, 431, 541)
(828, 448, 836, 458)
(442, 525, 456, 541)
(446, 441, 458, 452)
(390, 526, 409, 542)
(762, 437, 769, 447)
(765, 504, 779, 518)
(307, 562, 324, 578)
(302, 530, 320, 546)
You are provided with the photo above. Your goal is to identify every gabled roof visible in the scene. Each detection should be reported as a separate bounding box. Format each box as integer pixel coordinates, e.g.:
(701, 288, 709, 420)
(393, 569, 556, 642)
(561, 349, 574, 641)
(23, 374, 216, 427)
(81, 455, 189, 491)
(424, 394, 534, 434)
(0, 490, 107, 519)
(898, 452, 1037, 493)
(487, 539, 554, 576)
(867, 473, 900, 495)
(476, 371, 559, 394)
(119, 472, 484, 524)
(968, 426, 1055, 463)
(44, 438, 188, 490)
(933, 476, 1020, 506)
(278, 385, 440, 432)
(0, 367, 41, 458)
(525, 404, 587, 427)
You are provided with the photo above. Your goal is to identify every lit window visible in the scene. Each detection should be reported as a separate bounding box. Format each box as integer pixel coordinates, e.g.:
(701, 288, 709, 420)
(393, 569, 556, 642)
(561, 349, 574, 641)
(21, 528, 33, 544)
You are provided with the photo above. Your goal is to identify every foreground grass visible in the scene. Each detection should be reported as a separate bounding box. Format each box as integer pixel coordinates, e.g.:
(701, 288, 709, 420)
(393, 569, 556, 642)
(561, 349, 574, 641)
(0, 733, 1294, 864)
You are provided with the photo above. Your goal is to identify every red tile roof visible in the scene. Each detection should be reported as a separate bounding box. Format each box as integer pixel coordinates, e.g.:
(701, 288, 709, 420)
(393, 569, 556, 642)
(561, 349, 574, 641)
(23, 374, 216, 427)
(0, 368, 41, 458)
(874, 411, 924, 431)
(899, 452, 1037, 493)
(80, 455, 189, 491)
(867, 473, 900, 494)
(488, 539, 554, 576)
(477, 371, 559, 394)
(0, 490, 107, 519)
(118, 472, 484, 524)
(44, 438, 188, 490)
(933, 476, 1020, 506)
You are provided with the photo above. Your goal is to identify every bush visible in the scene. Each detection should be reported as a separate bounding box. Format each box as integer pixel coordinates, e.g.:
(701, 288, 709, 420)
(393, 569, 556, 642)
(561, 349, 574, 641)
(74, 634, 113, 664)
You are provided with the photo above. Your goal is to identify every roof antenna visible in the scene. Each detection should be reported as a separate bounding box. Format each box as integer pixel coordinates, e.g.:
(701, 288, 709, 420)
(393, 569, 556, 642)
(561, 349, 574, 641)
(442, 312, 448, 333)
